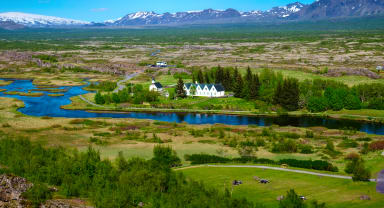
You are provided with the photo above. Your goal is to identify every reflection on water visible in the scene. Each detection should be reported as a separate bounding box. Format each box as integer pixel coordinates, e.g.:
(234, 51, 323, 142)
(0, 79, 384, 135)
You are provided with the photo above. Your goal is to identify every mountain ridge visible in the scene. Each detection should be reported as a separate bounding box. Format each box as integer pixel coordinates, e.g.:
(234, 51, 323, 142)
(1, 0, 384, 28)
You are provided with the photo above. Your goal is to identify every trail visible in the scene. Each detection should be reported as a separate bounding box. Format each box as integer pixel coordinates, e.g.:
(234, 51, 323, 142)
(113, 71, 141, 93)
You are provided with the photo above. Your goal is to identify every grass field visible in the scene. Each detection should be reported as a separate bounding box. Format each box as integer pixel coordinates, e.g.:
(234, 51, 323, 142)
(241, 68, 383, 87)
(181, 166, 384, 208)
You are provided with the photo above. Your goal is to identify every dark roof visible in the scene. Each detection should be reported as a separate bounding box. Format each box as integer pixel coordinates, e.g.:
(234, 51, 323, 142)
(154, 82, 163, 88)
(184, 83, 224, 92)
(213, 84, 225, 92)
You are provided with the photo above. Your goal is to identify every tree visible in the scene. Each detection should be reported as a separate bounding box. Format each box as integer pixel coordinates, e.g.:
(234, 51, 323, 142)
(197, 70, 204, 83)
(223, 69, 232, 91)
(345, 158, 371, 181)
(249, 74, 260, 100)
(94, 92, 105, 104)
(204, 72, 210, 83)
(215, 65, 224, 84)
(344, 94, 361, 110)
(243, 66, 253, 99)
(307, 96, 328, 112)
(352, 161, 371, 181)
(176, 78, 186, 98)
(233, 73, 244, 98)
(274, 78, 300, 111)
(279, 189, 305, 208)
(151, 145, 181, 168)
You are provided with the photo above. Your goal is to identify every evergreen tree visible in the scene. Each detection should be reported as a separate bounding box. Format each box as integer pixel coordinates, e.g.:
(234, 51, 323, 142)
(176, 78, 186, 98)
(249, 74, 260, 100)
(274, 81, 283, 105)
(243, 66, 254, 99)
(274, 78, 300, 111)
(197, 70, 204, 83)
(94, 92, 105, 104)
(234, 74, 244, 98)
(215, 65, 224, 84)
(204, 72, 210, 84)
(233, 67, 239, 88)
(223, 69, 232, 91)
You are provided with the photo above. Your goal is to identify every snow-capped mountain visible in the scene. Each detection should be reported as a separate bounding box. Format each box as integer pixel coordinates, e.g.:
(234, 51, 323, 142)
(111, 9, 244, 25)
(108, 2, 306, 26)
(1, 0, 384, 28)
(0, 12, 89, 27)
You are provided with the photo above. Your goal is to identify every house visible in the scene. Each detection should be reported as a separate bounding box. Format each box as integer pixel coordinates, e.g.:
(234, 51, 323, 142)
(183, 82, 225, 97)
(156, 61, 168, 67)
(149, 79, 163, 92)
(377, 66, 383, 71)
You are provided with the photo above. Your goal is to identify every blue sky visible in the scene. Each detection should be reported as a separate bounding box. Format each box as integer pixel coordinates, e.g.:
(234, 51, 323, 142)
(0, 0, 316, 22)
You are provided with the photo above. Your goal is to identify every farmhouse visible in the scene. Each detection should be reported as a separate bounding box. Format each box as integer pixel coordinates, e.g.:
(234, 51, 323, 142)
(156, 61, 168, 67)
(149, 79, 163, 92)
(184, 82, 225, 97)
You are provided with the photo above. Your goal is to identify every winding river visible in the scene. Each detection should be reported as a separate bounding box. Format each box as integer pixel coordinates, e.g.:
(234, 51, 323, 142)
(1, 79, 384, 135)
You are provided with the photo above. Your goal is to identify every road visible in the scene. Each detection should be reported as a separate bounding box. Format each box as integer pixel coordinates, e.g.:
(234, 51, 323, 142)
(113, 72, 140, 93)
(78, 71, 142, 107)
(178, 165, 377, 182)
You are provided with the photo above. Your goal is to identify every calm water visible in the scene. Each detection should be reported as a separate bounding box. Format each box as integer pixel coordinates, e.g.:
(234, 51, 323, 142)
(1, 79, 384, 135)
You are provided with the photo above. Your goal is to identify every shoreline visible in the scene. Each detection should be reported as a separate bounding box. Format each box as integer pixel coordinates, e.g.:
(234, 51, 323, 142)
(61, 102, 384, 124)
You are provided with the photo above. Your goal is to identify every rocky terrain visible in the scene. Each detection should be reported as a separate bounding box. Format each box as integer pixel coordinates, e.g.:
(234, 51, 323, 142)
(0, 174, 90, 208)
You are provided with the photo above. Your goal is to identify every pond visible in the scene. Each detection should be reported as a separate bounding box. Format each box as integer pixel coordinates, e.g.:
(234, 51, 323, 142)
(1, 79, 384, 135)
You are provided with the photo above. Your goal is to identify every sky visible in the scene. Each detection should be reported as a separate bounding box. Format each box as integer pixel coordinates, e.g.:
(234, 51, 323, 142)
(0, 0, 316, 22)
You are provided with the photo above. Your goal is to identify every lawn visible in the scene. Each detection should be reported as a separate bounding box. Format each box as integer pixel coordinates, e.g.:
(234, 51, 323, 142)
(181, 166, 384, 208)
(241, 68, 383, 87)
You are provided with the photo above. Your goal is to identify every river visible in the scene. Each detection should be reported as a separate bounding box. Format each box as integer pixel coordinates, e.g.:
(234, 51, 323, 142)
(1, 79, 384, 135)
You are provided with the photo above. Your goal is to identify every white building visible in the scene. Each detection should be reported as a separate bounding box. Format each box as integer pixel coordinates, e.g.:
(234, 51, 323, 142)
(156, 61, 167, 67)
(149, 79, 163, 92)
(184, 83, 225, 97)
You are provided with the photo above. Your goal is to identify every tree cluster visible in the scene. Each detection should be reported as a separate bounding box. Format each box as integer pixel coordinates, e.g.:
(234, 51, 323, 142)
(95, 84, 159, 105)
(0, 136, 258, 208)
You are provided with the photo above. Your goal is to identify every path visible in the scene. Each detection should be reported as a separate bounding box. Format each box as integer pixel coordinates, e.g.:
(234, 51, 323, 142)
(78, 95, 104, 108)
(177, 164, 377, 182)
(113, 72, 140, 93)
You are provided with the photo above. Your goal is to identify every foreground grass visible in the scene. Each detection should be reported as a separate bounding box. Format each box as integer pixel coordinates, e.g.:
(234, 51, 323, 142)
(182, 166, 384, 208)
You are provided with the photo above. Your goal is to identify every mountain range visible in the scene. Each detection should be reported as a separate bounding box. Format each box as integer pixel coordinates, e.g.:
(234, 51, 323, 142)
(0, 0, 383, 28)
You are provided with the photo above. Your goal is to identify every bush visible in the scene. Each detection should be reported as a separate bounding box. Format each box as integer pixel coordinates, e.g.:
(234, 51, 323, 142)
(307, 96, 328, 112)
(22, 183, 52, 208)
(368, 140, 384, 151)
(279, 159, 338, 172)
(300, 145, 314, 154)
(272, 139, 298, 153)
(184, 154, 231, 165)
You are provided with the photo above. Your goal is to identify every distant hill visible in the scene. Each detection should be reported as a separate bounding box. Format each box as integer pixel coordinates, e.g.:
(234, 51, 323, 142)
(293, 0, 384, 20)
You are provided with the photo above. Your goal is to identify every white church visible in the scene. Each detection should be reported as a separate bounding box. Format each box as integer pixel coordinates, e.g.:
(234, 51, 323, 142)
(149, 79, 163, 92)
(183, 82, 225, 97)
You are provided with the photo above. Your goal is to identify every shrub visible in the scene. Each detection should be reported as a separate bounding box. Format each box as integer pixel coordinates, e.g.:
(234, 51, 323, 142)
(184, 154, 231, 165)
(22, 183, 52, 208)
(300, 145, 314, 154)
(307, 96, 328, 112)
(279, 159, 338, 172)
(272, 139, 298, 153)
(368, 140, 384, 151)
